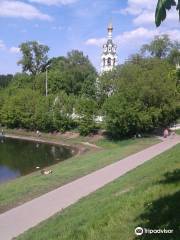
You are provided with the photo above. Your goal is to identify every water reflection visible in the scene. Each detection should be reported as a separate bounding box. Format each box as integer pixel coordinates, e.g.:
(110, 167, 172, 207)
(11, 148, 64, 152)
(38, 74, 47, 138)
(0, 137, 74, 183)
(0, 165, 20, 183)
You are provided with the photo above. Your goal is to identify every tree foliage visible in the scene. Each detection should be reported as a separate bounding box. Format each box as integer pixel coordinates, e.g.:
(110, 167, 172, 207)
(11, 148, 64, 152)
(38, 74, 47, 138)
(0, 39, 179, 138)
(141, 35, 180, 65)
(0, 75, 13, 88)
(155, 0, 180, 26)
(49, 50, 97, 96)
(103, 58, 179, 138)
(0, 89, 40, 128)
(18, 41, 49, 75)
(141, 35, 172, 58)
(53, 92, 76, 132)
(76, 98, 98, 136)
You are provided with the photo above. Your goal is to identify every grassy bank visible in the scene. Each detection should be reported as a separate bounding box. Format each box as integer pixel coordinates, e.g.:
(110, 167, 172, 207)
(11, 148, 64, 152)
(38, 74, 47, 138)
(17, 144, 180, 240)
(0, 135, 158, 213)
(3, 128, 83, 146)
(176, 129, 180, 135)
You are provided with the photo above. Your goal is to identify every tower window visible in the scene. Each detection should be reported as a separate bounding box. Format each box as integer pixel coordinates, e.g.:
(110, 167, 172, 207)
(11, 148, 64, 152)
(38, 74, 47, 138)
(108, 58, 111, 66)
(113, 58, 116, 66)
(103, 58, 105, 66)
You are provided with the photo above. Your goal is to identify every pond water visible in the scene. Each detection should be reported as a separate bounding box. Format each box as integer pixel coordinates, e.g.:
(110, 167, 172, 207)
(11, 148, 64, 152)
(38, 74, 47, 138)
(0, 137, 74, 184)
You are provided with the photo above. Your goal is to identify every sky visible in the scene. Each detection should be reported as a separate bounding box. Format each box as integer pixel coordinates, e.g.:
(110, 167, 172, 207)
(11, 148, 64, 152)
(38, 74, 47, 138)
(0, 0, 180, 74)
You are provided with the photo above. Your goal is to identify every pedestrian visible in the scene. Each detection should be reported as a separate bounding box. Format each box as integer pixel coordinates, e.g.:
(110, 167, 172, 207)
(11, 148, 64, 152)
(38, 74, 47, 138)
(36, 130, 41, 137)
(163, 128, 169, 138)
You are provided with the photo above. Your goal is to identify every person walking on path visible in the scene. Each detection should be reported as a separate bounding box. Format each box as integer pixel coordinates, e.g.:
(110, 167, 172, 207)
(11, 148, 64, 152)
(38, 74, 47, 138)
(163, 128, 169, 138)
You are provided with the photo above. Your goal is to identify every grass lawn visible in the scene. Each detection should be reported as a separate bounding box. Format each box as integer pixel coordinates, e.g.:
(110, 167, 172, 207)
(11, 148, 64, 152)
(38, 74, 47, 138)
(176, 129, 180, 135)
(17, 144, 180, 240)
(0, 136, 159, 213)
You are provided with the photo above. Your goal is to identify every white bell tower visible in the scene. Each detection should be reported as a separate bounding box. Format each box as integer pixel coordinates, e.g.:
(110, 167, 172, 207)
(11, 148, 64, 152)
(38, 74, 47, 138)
(101, 22, 118, 73)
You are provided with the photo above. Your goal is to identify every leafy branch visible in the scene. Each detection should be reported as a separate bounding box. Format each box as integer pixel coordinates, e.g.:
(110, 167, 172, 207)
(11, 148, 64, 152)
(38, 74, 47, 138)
(155, 0, 180, 26)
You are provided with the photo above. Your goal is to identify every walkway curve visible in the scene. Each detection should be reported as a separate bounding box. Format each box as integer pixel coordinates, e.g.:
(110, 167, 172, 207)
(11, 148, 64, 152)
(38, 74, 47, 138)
(0, 136, 179, 240)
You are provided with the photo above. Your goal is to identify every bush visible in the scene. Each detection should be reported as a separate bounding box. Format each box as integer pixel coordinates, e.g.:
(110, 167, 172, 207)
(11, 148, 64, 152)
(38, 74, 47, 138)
(76, 98, 98, 136)
(52, 92, 76, 132)
(0, 89, 39, 129)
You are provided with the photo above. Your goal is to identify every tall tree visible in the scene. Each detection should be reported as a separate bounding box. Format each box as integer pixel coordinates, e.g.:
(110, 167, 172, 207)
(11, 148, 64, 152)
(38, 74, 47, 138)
(103, 58, 179, 138)
(141, 35, 172, 58)
(141, 35, 180, 65)
(18, 41, 49, 75)
(43, 50, 97, 96)
(155, 0, 180, 26)
(168, 41, 180, 65)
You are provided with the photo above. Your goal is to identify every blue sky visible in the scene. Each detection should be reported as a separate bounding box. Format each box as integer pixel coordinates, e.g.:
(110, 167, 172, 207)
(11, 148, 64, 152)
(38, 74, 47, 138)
(0, 0, 180, 74)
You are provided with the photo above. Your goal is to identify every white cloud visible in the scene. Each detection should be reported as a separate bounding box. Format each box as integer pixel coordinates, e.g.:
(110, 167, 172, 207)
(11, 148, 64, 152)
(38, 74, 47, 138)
(133, 7, 178, 26)
(28, 0, 77, 6)
(1, 41, 21, 54)
(118, 0, 178, 27)
(85, 28, 157, 47)
(163, 29, 180, 40)
(0, 1, 52, 21)
(0, 40, 6, 50)
(85, 38, 106, 46)
(85, 27, 180, 61)
(133, 11, 154, 25)
(116, 27, 158, 44)
(52, 25, 64, 31)
(9, 47, 20, 54)
(121, 0, 156, 15)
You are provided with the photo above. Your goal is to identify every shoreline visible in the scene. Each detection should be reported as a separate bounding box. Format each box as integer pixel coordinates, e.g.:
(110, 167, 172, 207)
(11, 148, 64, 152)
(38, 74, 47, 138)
(3, 133, 82, 156)
(1, 128, 103, 154)
(5, 134, 72, 147)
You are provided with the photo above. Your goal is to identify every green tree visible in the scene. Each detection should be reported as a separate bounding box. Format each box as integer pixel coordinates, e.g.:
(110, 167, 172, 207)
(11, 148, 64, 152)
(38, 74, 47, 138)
(0, 89, 40, 129)
(141, 35, 180, 66)
(0, 74, 13, 88)
(80, 73, 97, 98)
(34, 72, 46, 95)
(155, 0, 180, 26)
(127, 54, 144, 65)
(8, 73, 33, 90)
(167, 41, 180, 65)
(46, 50, 97, 96)
(141, 35, 172, 58)
(97, 68, 121, 105)
(53, 92, 75, 132)
(76, 98, 98, 136)
(34, 96, 54, 131)
(18, 41, 49, 75)
(103, 58, 179, 138)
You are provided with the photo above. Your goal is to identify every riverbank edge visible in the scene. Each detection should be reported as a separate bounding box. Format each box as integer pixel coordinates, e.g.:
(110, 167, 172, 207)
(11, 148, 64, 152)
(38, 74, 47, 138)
(3, 133, 94, 157)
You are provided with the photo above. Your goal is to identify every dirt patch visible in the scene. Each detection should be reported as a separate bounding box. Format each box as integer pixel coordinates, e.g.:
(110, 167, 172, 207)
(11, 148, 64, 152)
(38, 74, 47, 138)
(88, 133, 105, 142)
(81, 142, 102, 149)
(60, 131, 80, 139)
(114, 187, 134, 197)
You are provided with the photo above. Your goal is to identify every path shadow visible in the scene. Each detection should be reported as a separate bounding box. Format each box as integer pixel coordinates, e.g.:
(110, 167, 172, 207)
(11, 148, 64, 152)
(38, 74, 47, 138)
(158, 169, 180, 185)
(135, 170, 180, 240)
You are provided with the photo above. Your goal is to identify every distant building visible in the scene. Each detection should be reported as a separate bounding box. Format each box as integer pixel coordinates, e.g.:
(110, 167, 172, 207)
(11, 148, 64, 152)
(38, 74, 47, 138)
(101, 22, 118, 73)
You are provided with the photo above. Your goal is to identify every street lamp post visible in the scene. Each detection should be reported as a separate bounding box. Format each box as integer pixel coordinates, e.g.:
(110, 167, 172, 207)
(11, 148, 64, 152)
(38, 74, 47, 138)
(45, 65, 49, 97)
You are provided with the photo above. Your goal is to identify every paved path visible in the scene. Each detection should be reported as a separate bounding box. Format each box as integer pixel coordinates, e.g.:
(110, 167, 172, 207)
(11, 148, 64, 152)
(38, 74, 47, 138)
(170, 123, 180, 130)
(0, 136, 179, 240)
